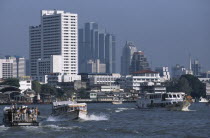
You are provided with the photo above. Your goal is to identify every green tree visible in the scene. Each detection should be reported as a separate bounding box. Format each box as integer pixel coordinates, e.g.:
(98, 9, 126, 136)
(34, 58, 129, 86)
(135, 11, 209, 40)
(41, 84, 57, 95)
(177, 77, 192, 95)
(167, 75, 206, 98)
(0, 78, 20, 87)
(165, 78, 179, 92)
(77, 88, 89, 99)
(180, 75, 206, 98)
(32, 81, 41, 93)
(56, 88, 65, 98)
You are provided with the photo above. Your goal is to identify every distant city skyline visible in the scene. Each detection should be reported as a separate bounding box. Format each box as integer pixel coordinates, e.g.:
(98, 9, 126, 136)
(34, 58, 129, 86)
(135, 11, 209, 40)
(0, 0, 210, 72)
(79, 22, 116, 74)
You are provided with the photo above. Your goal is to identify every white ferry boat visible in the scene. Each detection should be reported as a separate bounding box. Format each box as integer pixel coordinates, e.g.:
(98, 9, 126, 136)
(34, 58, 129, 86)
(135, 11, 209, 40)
(3, 105, 39, 127)
(136, 92, 192, 111)
(52, 101, 87, 120)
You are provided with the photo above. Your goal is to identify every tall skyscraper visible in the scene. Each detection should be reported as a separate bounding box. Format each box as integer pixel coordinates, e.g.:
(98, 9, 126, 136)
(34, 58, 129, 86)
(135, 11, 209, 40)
(130, 51, 150, 74)
(105, 34, 116, 73)
(29, 25, 41, 77)
(79, 22, 116, 74)
(29, 10, 79, 81)
(121, 41, 137, 76)
(79, 22, 99, 73)
(192, 59, 201, 76)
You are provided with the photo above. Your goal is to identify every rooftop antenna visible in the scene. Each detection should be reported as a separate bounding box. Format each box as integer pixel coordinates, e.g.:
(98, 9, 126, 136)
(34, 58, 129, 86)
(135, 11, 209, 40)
(189, 53, 192, 70)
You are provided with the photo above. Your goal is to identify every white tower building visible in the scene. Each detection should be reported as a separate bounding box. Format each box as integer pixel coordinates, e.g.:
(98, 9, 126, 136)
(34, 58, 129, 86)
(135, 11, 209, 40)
(30, 10, 79, 82)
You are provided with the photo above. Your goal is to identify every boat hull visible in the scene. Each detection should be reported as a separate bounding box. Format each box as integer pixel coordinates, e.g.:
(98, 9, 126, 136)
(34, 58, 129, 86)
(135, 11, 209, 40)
(5, 122, 39, 127)
(52, 110, 79, 120)
(112, 101, 123, 105)
(166, 101, 191, 111)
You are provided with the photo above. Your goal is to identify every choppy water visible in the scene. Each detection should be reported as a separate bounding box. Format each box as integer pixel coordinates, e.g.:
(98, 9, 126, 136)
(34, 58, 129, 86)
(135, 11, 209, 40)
(0, 103, 209, 138)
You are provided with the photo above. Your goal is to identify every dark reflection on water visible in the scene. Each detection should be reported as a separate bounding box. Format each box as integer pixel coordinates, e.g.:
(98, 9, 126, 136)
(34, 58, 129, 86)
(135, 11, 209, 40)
(0, 103, 209, 138)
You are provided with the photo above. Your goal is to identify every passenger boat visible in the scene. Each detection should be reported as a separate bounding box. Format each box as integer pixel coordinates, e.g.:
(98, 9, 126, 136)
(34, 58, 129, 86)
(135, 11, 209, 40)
(3, 105, 39, 127)
(52, 101, 87, 120)
(112, 101, 123, 105)
(112, 97, 123, 105)
(136, 92, 193, 111)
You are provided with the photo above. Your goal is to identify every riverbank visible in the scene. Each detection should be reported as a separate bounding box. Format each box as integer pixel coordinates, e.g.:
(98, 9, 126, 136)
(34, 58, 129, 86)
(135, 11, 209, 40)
(0, 100, 136, 105)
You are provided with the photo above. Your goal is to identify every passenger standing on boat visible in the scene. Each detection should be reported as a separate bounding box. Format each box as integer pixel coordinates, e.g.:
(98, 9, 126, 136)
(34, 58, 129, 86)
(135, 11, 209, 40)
(31, 107, 35, 121)
(26, 107, 31, 121)
(20, 106, 26, 121)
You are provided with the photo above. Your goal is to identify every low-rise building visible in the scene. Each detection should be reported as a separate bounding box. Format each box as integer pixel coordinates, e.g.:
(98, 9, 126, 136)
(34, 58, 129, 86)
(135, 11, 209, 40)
(88, 73, 121, 86)
(139, 82, 166, 93)
(87, 59, 106, 73)
(155, 67, 170, 82)
(101, 85, 123, 92)
(206, 83, 210, 99)
(126, 70, 161, 90)
(19, 80, 32, 93)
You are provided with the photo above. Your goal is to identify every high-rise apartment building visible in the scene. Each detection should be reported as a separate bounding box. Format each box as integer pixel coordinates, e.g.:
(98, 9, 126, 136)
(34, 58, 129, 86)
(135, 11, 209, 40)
(121, 41, 137, 76)
(29, 10, 79, 81)
(130, 51, 150, 74)
(79, 22, 116, 74)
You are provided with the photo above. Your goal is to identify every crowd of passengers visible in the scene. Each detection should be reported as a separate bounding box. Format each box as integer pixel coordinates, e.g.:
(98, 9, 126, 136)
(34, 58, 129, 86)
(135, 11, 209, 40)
(5, 105, 39, 122)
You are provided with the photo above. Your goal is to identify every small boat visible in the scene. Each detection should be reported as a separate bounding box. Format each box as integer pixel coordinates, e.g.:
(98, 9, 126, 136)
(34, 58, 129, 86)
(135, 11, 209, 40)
(112, 101, 123, 105)
(112, 97, 123, 105)
(3, 105, 39, 127)
(136, 92, 192, 111)
(198, 97, 209, 103)
(52, 101, 87, 120)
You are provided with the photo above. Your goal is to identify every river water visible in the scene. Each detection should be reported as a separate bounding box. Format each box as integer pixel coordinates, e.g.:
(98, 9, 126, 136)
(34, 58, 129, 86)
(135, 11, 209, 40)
(0, 103, 209, 138)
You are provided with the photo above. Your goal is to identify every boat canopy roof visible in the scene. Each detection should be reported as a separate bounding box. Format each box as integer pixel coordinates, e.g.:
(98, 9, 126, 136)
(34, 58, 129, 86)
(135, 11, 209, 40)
(53, 101, 87, 107)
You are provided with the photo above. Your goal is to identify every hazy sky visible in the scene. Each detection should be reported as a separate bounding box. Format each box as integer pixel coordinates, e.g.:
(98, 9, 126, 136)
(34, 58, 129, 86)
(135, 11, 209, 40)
(0, 0, 210, 72)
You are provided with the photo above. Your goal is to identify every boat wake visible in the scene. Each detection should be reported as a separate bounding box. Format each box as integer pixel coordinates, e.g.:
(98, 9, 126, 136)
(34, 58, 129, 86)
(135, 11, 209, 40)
(46, 115, 69, 121)
(79, 113, 109, 121)
(115, 108, 135, 113)
(182, 109, 196, 112)
(0, 125, 9, 131)
(43, 124, 79, 130)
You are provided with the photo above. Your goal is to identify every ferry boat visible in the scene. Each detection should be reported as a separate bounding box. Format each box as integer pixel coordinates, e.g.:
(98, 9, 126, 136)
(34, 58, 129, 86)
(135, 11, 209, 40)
(136, 92, 192, 111)
(3, 105, 39, 127)
(52, 101, 87, 120)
